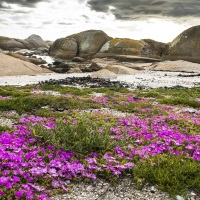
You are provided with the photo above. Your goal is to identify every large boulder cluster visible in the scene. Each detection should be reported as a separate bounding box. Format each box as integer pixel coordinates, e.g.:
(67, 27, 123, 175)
(48, 26, 200, 65)
(1, 25, 200, 76)
(49, 32, 166, 60)
(49, 30, 111, 59)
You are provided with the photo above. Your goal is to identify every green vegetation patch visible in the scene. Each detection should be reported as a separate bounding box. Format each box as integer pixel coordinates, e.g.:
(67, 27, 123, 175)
(132, 155, 200, 198)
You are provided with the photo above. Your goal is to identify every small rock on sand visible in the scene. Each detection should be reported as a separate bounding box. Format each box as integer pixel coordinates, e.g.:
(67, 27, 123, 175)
(90, 69, 117, 78)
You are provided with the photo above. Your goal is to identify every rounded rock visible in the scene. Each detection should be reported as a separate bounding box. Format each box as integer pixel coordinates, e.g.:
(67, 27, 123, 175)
(49, 38, 78, 60)
(163, 25, 200, 63)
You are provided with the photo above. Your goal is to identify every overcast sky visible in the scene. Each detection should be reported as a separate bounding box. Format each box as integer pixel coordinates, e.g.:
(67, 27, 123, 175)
(0, 0, 200, 42)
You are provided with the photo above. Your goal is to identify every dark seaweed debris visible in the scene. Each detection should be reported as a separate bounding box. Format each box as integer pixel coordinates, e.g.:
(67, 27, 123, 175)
(39, 76, 133, 88)
(178, 73, 200, 77)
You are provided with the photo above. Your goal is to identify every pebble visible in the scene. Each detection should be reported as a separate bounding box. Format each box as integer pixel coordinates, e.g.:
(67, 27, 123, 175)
(51, 177, 173, 200)
(0, 111, 19, 127)
(190, 192, 196, 196)
(176, 195, 185, 200)
(31, 90, 61, 96)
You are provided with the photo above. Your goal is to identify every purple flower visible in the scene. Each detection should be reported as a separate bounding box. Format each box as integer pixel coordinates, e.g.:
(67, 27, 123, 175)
(86, 157, 97, 165)
(25, 191, 34, 200)
(52, 180, 60, 188)
(122, 119, 131, 126)
(15, 190, 25, 198)
(37, 194, 51, 200)
(124, 162, 134, 169)
(13, 176, 20, 183)
(0, 176, 10, 186)
(72, 120, 77, 125)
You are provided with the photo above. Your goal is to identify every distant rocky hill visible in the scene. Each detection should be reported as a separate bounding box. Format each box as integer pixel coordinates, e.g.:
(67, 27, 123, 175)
(0, 34, 49, 51)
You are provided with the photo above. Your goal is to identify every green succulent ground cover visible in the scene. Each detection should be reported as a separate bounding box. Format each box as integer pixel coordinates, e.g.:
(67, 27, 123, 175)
(0, 84, 199, 199)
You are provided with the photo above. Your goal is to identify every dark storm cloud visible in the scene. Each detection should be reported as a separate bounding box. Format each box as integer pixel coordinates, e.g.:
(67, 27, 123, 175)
(0, 0, 49, 8)
(87, 0, 200, 20)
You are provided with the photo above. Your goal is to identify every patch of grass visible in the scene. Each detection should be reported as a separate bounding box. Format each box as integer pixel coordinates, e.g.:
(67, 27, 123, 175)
(40, 84, 84, 95)
(132, 154, 200, 198)
(160, 97, 200, 108)
(137, 91, 163, 99)
(49, 96, 101, 111)
(39, 84, 129, 96)
(0, 96, 51, 114)
(35, 109, 68, 118)
(0, 86, 30, 97)
(137, 87, 200, 100)
(114, 102, 153, 113)
(0, 125, 12, 133)
(31, 115, 117, 154)
(0, 95, 101, 114)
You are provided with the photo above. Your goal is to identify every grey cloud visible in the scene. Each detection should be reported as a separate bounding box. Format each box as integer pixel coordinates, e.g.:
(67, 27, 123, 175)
(0, 18, 8, 24)
(77, 0, 85, 3)
(0, 3, 10, 9)
(87, 0, 200, 20)
(43, 21, 52, 25)
(82, 15, 89, 20)
(16, 22, 27, 25)
(9, 10, 30, 14)
(58, 22, 73, 25)
(0, 0, 49, 8)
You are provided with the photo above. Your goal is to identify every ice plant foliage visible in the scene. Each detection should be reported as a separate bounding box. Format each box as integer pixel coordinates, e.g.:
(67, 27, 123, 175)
(0, 115, 134, 199)
(0, 86, 199, 199)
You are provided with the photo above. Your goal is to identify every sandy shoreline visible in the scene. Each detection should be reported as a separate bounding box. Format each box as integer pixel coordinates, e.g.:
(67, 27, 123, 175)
(0, 71, 199, 88)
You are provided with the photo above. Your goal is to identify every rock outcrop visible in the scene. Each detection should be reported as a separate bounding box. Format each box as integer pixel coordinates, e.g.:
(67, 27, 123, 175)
(68, 67, 82, 73)
(72, 57, 85, 62)
(70, 30, 111, 58)
(95, 38, 165, 59)
(0, 52, 51, 76)
(0, 37, 26, 51)
(95, 38, 146, 57)
(49, 30, 110, 60)
(49, 38, 78, 60)
(90, 64, 140, 78)
(149, 60, 200, 73)
(91, 69, 117, 79)
(0, 35, 49, 51)
(105, 65, 140, 75)
(143, 39, 166, 58)
(25, 34, 49, 49)
(6, 52, 46, 65)
(162, 25, 200, 63)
